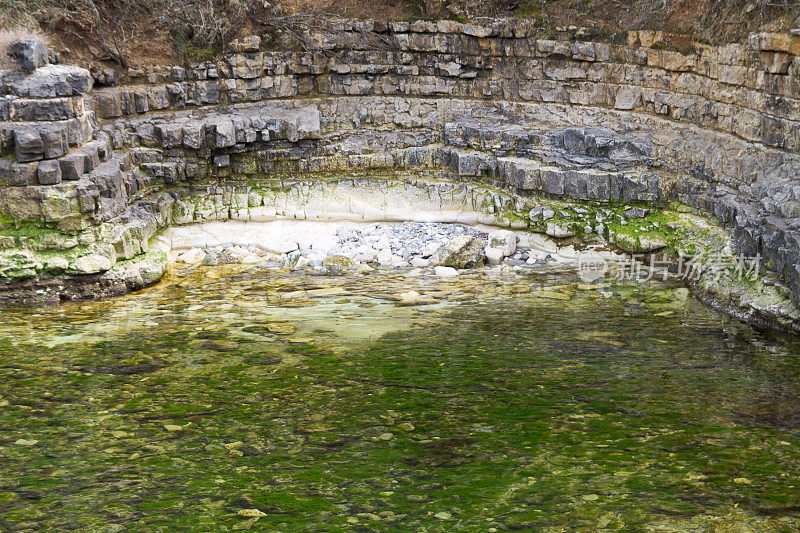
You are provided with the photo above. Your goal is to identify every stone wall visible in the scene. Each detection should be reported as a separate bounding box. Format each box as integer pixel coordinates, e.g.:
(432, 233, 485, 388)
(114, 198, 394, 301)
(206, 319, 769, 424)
(89, 21, 800, 152)
(2, 21, 800, 315)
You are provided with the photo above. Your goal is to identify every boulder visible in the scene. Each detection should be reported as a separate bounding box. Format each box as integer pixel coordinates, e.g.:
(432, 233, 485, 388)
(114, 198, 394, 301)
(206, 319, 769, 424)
(9, 39, 50, 71)
(323, 254, 356, 270)
(487, 230, 517, 257)
(7, 64, 92, 97)
(545, 222, 576, 239)
(430, 235, 485, 269)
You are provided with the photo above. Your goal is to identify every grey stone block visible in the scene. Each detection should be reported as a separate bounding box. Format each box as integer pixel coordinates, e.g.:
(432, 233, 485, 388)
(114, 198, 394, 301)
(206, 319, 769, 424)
(59, 153, 86, 181)
(37, 159, 62, 185)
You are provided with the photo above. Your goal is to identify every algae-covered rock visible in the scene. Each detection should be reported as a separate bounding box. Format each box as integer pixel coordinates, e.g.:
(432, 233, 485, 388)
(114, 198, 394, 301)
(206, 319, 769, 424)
(545, 222, 576, 239)
(323, 255, 356, 270)
(613, 233, 667, 253)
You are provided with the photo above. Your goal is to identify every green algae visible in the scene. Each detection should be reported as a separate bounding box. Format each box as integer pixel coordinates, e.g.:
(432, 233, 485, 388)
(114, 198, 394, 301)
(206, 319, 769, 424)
(0, 266, 799, 531)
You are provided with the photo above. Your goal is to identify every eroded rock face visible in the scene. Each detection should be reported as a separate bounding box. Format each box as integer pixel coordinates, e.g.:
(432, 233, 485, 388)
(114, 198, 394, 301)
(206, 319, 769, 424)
(1, 19, 800, 332)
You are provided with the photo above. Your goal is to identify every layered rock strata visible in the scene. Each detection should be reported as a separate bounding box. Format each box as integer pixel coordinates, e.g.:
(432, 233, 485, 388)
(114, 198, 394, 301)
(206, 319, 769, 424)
(1, 22, 800, 332)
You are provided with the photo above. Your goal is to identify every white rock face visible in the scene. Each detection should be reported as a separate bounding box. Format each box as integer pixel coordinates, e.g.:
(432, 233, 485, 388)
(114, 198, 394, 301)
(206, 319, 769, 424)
(71, 253, 115, 274)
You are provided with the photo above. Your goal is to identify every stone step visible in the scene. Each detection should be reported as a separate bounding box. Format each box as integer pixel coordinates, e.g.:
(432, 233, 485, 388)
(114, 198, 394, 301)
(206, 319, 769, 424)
(100, 103, 321, 151)
(1, 112, 93, 162)
(0, 64, 93, 98)
(0, 134, 112, 186)
(0, 94, 86, 122)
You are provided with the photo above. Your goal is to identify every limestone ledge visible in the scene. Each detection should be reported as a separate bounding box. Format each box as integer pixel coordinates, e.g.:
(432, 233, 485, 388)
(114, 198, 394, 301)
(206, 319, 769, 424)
(2, 93, 800, 315)
(0, 245, 166, 304)
(87, 23, 800, 154)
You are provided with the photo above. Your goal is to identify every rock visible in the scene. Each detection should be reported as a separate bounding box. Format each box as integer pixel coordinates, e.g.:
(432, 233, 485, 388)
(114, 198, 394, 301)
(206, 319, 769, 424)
(614, 234, 667, 253)
(434, 266, 459, 277)
(410, 256, 430, 268)
(8, 64, 93, 97)
(238, 509, 267, 517)
(377, 432, 393, 441)
(9, 39, 50, 71)
(292, 256, 310, 270)
(264, 241, 298, 254)
(267, 323, 296, 334)
(532, 290, 571, 300)
(485, 247, 505, 265)
(323, 254, 356, 269)
(530, 206, 555, 221)
(90, 66, 118, 87)
(37, 160, 61, 185)
(232, 35, 261, 52)
(376, 251, 407, 267)
(624, 207, 649, 219)
(310, 234, 339, 253)
(396, 290, 436, 305)
(70, 252, 115, 274)
(545, 222, 576, 239)
(177, 248, 204, 263)
(429, 235, 485, 269)
(487, 230, 517, 257)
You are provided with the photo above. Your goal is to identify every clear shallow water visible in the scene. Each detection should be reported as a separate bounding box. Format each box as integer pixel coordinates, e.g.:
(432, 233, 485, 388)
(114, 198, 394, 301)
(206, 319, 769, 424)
(1, 264, 800, 532)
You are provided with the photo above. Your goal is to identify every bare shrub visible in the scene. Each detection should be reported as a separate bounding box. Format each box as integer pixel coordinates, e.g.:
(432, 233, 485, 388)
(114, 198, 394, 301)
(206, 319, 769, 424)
(156, 0, 249, 59)
(247, 3, 395, 54)
(44, 0, 138, 68)
(0, 28, 48, 71)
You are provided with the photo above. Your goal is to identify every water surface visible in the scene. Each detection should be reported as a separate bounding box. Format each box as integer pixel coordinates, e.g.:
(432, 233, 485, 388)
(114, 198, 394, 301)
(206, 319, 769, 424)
(1, 264, 799, 531)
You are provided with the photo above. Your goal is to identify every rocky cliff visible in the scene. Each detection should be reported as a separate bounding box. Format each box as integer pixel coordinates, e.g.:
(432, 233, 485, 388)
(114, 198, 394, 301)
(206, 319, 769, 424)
(2, 21, 800, 330)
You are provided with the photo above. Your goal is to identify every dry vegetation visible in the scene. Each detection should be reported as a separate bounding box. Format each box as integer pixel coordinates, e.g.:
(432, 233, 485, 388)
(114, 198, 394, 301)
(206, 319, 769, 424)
(0, 0, 798, 73)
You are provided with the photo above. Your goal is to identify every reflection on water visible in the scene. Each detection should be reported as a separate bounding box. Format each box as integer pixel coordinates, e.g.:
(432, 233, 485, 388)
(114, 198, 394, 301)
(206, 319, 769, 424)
(1, 263, 799, 532)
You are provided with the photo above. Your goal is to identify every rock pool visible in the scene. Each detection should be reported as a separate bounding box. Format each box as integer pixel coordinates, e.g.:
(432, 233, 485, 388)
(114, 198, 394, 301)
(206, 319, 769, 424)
(1, 263, 799, 532)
